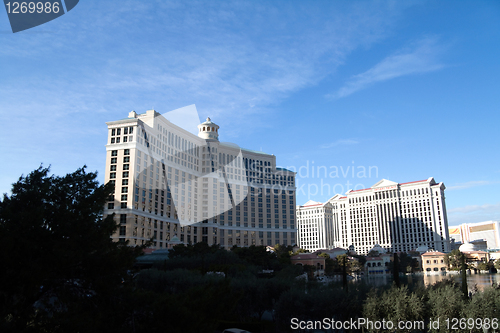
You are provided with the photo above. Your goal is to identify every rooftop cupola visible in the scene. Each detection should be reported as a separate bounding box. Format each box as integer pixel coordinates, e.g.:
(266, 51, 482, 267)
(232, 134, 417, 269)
(197, 117, 219, 141)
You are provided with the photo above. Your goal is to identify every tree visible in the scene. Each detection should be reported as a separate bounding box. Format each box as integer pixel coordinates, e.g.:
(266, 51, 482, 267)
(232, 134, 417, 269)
(398, 252, 419, 273)
(274, 244, 293, 265)
(445, 249, 463, 270)
(367, 250, 380, 257)
(460, 251, 468, 298)
(495, 258, 500, 270)
(364, 286, 425, 331)
(393, 253, 400, 287)
(317, 252, 330, 259)
(477, 261, 489, 272)
(0, 166, 143, 332)
(292, 248, 310, 255)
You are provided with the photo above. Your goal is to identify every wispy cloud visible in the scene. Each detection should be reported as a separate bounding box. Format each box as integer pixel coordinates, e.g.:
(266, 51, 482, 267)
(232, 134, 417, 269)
(448, 202, 500, 225)
(0, 1, 406, 131)
(447, 180, 497, 191)
(321, 139, 359, 149)
(0, 0, 410, 193)
(329, 36, 446, 98)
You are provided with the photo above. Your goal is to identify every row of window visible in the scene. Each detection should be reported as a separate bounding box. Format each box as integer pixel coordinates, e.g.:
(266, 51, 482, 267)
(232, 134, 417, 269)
(111, 127, 134, 136)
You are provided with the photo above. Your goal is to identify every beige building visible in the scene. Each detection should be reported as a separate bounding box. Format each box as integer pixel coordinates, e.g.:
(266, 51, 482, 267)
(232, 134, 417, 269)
(290, 253, 326, 276)
(105, 109, 296, 249)
(421, 251, 447, 273)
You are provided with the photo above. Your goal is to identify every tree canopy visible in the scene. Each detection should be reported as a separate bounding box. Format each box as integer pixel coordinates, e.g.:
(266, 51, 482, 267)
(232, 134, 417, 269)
(0, 166, 143, 332)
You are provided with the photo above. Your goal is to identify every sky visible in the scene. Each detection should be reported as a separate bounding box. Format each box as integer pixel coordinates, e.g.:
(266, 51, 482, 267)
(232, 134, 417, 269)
(1, 0, 499, 226)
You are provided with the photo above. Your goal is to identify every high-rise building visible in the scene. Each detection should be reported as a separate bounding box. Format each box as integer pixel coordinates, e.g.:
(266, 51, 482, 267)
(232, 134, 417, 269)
(104, 109, 296, 249)
(295, 200, 336, 252)
(296, 178, 450, 255)
(449, 221, 500, 250)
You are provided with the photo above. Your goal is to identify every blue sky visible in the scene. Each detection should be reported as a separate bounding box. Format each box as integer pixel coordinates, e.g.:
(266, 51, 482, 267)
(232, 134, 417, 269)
(1, 0, 499, 226)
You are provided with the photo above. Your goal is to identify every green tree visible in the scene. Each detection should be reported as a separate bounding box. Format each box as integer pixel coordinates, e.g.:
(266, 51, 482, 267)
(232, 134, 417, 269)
(324, 258, 336, 276)
(495, 258, 500, 270)
(364, 286, 425, 332)
(427, 283, 466, 332)
(0, 166, 143, 332)
(231, 245, 275, 268)
(445, 249, 463, 270)
(292, 248, 310, 255)
(274, 244, 293, 265)
(477, 261, 489, 271)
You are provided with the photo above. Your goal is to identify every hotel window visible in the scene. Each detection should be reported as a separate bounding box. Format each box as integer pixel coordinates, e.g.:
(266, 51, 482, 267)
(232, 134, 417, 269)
(111, 150, 118, 156)
(123, 172, 129, 178)
(124, 149, 130, 155)
(111, 138, 115, 144)
(110, 173, 116, 179)
(111, 129, 116, 136)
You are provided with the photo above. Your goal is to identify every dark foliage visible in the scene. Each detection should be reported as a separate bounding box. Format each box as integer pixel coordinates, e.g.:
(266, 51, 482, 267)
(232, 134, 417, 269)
(0, 166, 143, 332)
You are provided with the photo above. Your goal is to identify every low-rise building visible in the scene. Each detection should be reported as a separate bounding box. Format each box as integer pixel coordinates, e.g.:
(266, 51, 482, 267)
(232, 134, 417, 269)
(290, 253, 326, 276)
(365, 254, 391, 275)
(421, 251, 447, 273)
(318, 247, 347, 259)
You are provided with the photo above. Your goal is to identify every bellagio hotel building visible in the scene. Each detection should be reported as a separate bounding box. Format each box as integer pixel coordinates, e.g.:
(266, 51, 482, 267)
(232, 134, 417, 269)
(104, 109, 296, 249)
(297, 178, 450, 255)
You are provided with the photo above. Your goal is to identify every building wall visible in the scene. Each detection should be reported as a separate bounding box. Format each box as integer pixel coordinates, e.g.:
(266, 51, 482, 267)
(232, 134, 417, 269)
(421, 252, 447, 273)
(296, 201, 336, 252)
(449, 221, 500, 250)
(105, 110, 296, 249)
(327, 178, 450, 255)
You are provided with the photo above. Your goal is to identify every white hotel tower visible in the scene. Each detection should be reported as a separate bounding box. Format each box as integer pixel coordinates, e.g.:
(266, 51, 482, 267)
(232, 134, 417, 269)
(104, 109, 296, 249)
(297, 178, 450, 254)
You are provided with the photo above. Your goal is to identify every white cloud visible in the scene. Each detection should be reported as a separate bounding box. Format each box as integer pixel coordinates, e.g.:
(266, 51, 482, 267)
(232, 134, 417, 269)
(321, 139, 359, 149)
(448, 202, 500, 226)
(0, 1, 406, 131)
(0, 0, 410, 194)
(447, 180, 495, 191)
(330, 36, 446, 98)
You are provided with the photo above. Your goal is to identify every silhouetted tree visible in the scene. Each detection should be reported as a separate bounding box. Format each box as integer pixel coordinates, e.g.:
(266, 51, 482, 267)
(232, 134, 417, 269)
(0, 166, 143, 332)
(393, 253, 400, 287)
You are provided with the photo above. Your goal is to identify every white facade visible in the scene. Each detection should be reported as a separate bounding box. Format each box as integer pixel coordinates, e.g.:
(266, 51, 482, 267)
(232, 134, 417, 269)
(296, 200, 336, 252)
(105, 109, 296, 249)
(295, 178, 451, 255)
(449, 220, 500, 250)
(327, 178, 450, 255)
